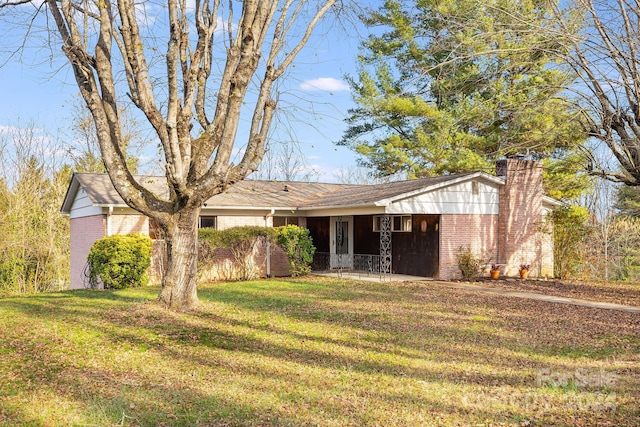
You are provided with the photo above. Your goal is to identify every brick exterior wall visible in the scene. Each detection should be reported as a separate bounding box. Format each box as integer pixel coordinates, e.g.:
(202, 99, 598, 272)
(70, 215, 105, 289)
(70, 211, 291, 288)
(439, 214, 498, 280)
(70, 213, 150, 289)
(148, 216, 294, 284)
(171, 236, 292, 282)
(110, 214, 149, 235)
(496, 159, 550, 277)
(254, 238, 292, 277)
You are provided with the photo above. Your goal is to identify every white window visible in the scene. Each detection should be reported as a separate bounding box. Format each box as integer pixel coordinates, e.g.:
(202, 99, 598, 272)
(373, 215, 412, 232)
(273, 217, 299, 227)
(199, 216, 217, 229)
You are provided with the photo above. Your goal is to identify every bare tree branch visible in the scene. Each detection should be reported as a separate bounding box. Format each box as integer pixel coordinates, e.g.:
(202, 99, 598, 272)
(552, 0, 640, 186)
(0, 0, 31, 8)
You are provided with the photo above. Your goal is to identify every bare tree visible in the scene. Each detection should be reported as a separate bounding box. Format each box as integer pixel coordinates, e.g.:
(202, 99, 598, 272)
(0, 0, 342, 310)
(334, 165, 396, 185)
(552, 0, 640, 185)
(250, 139, 319, 182)
(63, 96, 145, 174)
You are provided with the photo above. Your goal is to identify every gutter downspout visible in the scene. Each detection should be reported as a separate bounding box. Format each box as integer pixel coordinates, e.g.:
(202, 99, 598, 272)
(106, 206, 113, 236)
(265, 209, 275, 278)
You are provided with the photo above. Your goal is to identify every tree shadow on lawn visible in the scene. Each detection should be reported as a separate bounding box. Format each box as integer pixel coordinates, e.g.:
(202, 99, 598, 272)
(28, 280, 634, 383)
(1, 281, 638, 425)
(199, 280, 640, 359)
(0, 354, 305, 426)
(0, 287, 158, 315)
(0, 308, 566, 427)
(129, 281, 639, 393)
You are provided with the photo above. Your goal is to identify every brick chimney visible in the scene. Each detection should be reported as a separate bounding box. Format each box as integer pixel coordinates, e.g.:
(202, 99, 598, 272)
(496, 159, 544, 276)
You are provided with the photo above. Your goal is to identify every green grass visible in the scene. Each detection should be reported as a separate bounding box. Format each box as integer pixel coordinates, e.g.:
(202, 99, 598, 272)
(0, 277, 638, 426)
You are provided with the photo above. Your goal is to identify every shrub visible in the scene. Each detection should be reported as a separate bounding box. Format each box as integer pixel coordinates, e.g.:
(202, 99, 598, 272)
(197, 229, 224, 266)
(223, 227, 276, 280)
(197, 228, 223, 282)
(198, 226, 276, 280)
(455, 246, 481, 281)
(87, 234, 152, 289)
(275, 225, 316, 276)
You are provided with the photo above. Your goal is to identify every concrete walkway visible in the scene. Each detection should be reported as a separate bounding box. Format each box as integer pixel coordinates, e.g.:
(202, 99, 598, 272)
(316, 271, 430, 283)
(314, 272, 640, 314)
(432, 281, 640, 314)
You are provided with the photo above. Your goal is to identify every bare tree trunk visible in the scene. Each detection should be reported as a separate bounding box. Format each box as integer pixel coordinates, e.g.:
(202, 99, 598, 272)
(0, 0, 343, 310)
(158, 207, 200, 310)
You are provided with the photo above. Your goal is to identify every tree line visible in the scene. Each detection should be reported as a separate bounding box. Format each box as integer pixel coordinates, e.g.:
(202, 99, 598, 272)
(2, 0, 640, 305)
(0, 123, 70, 293)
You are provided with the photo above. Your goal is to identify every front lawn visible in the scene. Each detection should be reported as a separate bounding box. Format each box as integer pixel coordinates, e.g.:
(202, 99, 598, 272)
(0, 277, 638, 426)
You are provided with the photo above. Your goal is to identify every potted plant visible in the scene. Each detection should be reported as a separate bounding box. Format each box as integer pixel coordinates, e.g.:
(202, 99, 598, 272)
(490, 263, 501, 279)
(519, 264, 530, 279)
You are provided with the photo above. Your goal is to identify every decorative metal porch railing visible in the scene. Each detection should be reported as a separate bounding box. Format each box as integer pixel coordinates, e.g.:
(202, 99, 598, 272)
(312, 252, 330, 271)
(353, 254, 381, 273)
(312, 252, 390, 280)
(331, 253, 352, 270)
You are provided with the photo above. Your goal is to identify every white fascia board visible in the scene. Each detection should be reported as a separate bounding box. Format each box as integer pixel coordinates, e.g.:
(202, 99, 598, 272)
(376, 172, 504, 206)
(298, 205, 386, 217)
(94, 204, 303, 214)
(302, 203, 379, 212)
(202, 205, 297, 212)
(60, 176, 81, 214)
(95, 203, 128, 209)
(542, 196, 565, 207)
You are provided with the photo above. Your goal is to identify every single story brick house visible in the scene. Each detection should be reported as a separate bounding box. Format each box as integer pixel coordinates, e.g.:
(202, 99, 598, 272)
(61, 159, 560, 289)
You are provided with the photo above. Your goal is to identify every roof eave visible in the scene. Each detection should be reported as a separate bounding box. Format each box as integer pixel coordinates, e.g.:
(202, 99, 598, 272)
(302, 202, 380, 211)
(60, 174, 80, 215)
(542, 196, 564, 208)
(377, 172, 504, 206)
(202, 205, 297, 211)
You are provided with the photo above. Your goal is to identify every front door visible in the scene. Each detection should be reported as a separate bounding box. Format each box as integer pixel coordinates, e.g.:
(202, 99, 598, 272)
(331, 216, 353, 269)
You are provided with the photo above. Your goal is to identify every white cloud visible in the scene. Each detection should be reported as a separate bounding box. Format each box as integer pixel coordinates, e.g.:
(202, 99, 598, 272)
(215, 15, 237, 34)
(300, 77, 350, 92)
(135, 2, 156, 27)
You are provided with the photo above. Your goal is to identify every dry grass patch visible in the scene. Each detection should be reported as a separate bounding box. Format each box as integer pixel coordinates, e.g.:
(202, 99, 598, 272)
(0, 277, 638, 426)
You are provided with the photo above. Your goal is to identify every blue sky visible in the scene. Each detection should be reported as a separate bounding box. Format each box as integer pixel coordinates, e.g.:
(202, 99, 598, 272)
(0, 4, 372, 183)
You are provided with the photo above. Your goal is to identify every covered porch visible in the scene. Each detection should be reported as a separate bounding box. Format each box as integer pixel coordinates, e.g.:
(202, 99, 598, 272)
(307, 214, 440, 279)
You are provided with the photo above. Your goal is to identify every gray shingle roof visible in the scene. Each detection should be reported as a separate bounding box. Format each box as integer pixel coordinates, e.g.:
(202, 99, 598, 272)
(74, 174, 169, 204)
(62, 171, 499, 212)
(305, 173, 477, 207)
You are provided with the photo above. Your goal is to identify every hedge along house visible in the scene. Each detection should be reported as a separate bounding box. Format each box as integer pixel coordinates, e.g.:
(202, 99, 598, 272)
(61, 158, 560, 290)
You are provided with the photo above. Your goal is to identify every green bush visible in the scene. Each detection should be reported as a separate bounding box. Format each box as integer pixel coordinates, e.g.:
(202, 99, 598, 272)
(275, 225, 316, 277)
(198, 226, 315, 279)
(197, 228, 224, 263)
(552, 205, 591, 279)
(87, 234, 152, 289)
(198, 226, 276, 280)
(198, 228, 222, 245)
(455, 246, 481, 281)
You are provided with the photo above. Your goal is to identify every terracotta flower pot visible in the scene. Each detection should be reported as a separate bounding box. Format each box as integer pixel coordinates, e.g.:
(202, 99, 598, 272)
(519, 269, 529, 279)
(490, 269, 500, 279)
